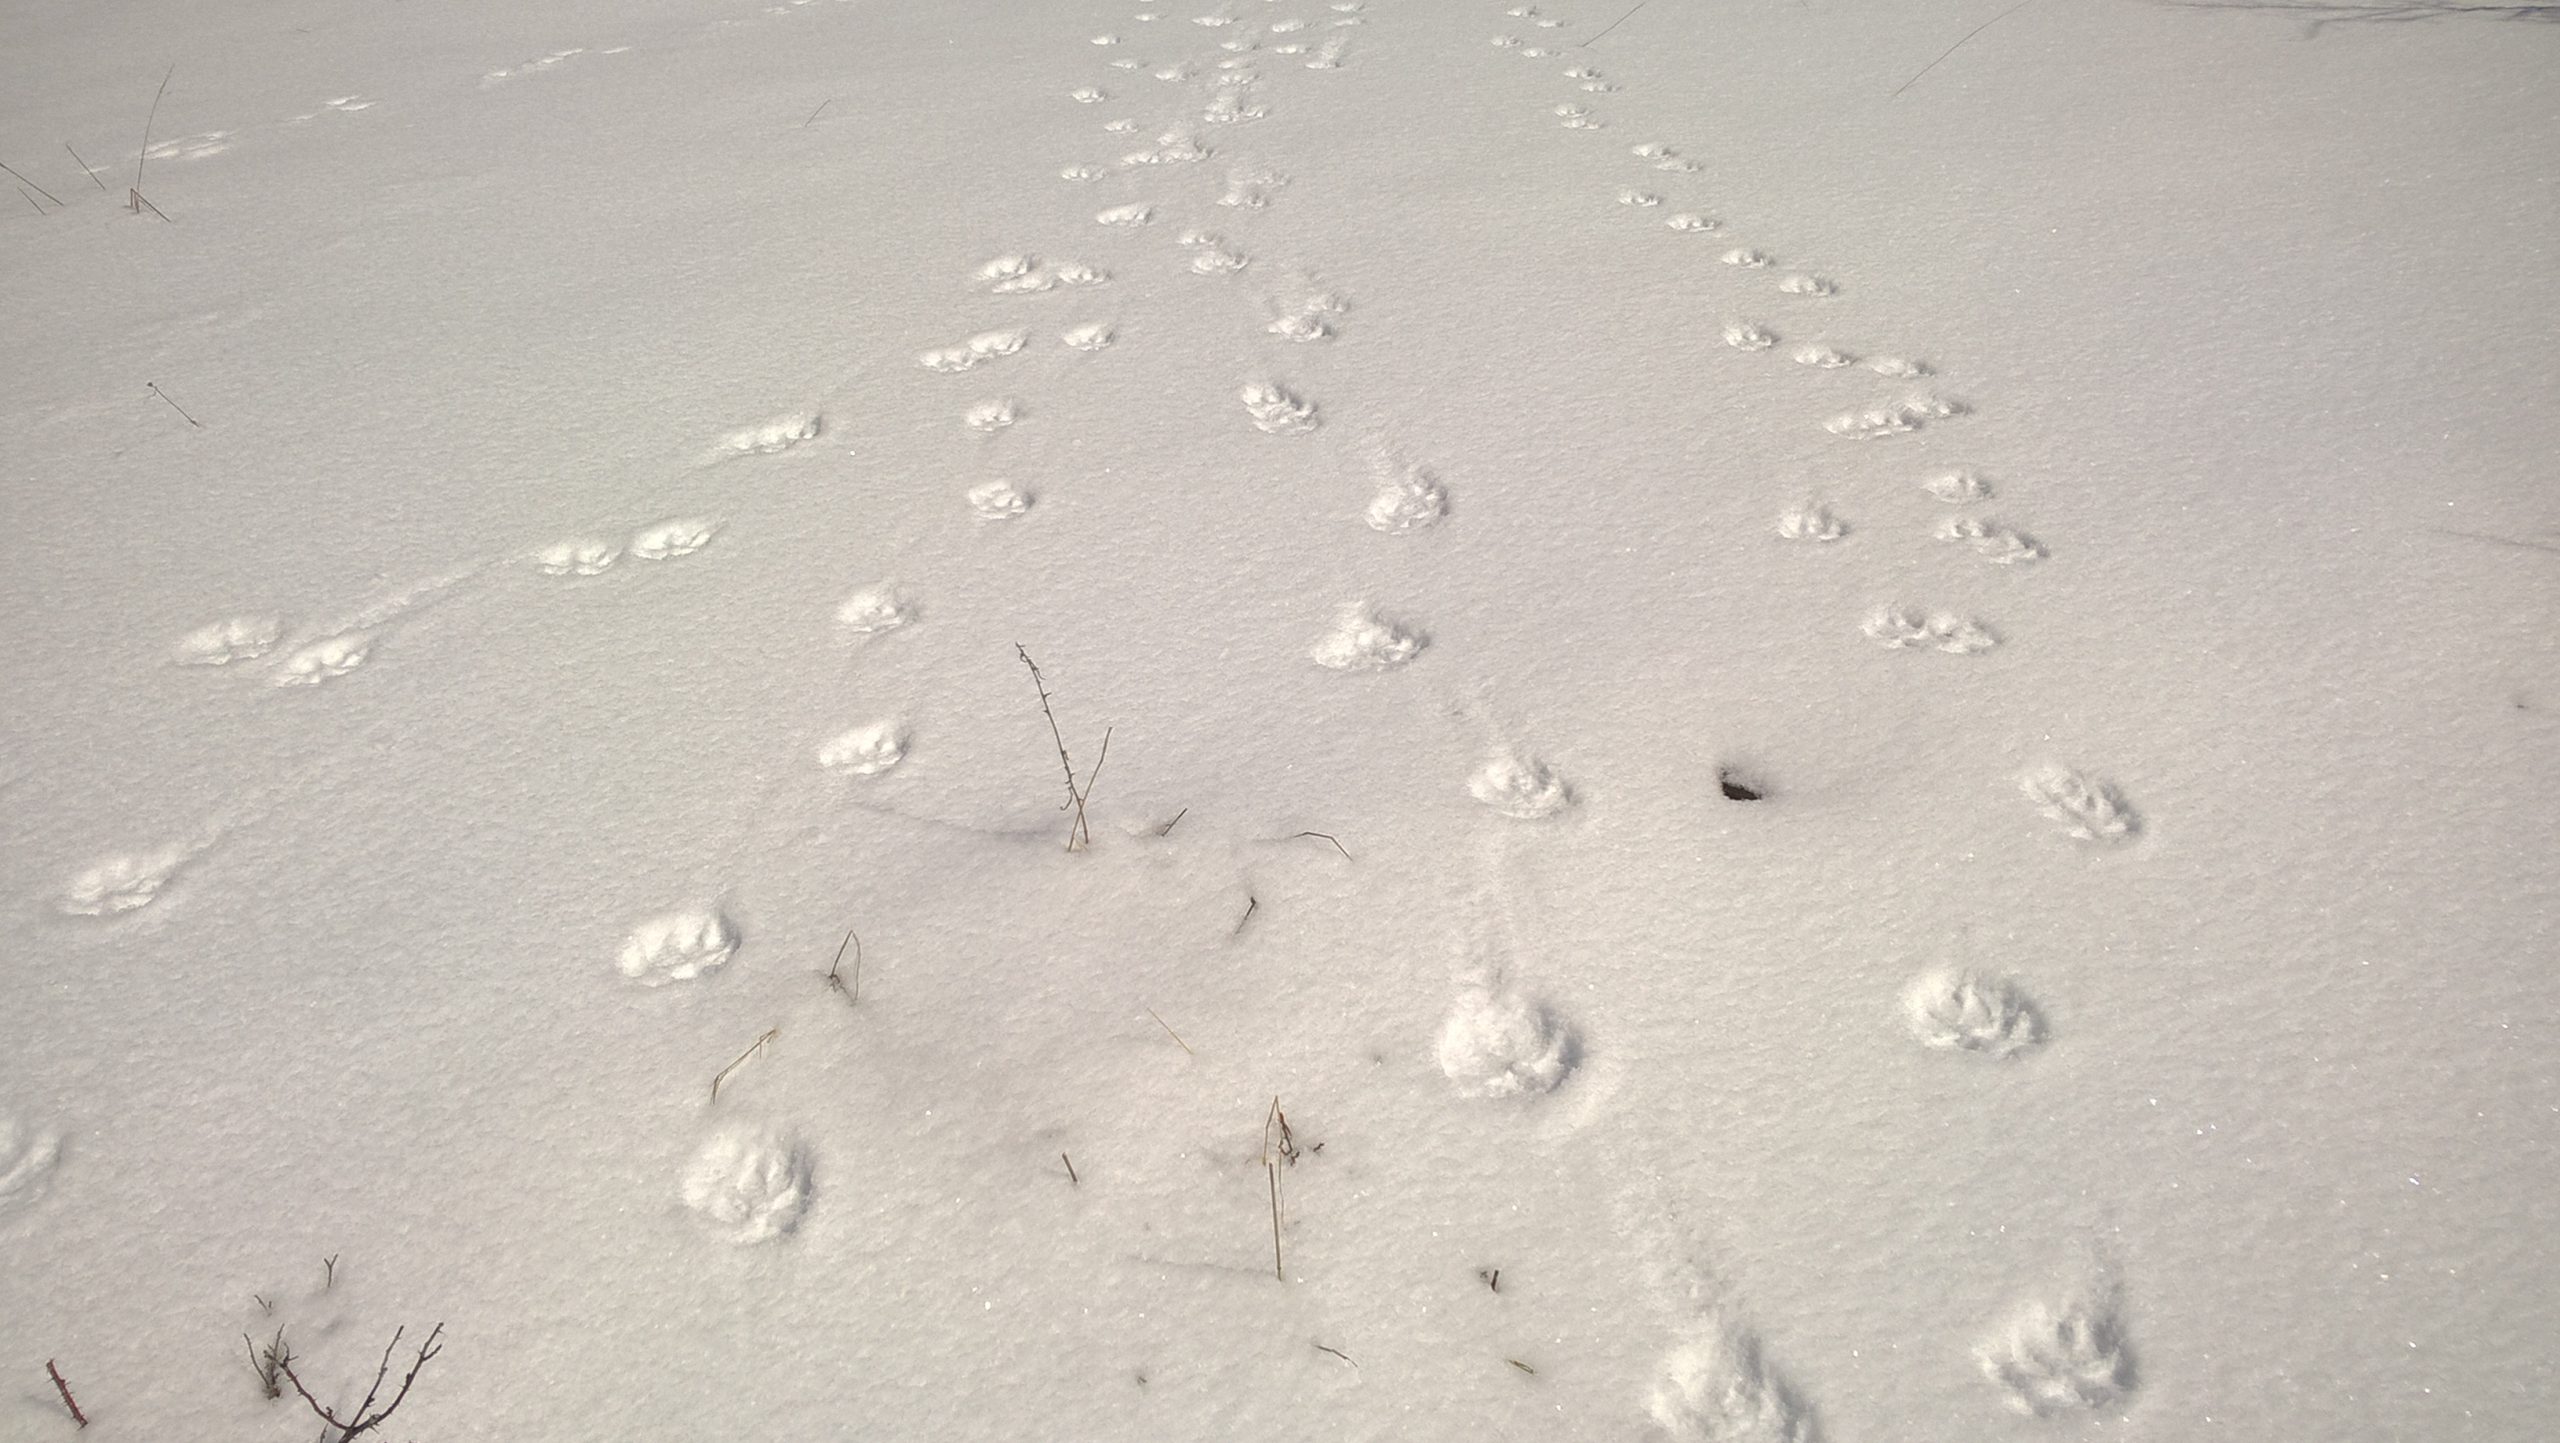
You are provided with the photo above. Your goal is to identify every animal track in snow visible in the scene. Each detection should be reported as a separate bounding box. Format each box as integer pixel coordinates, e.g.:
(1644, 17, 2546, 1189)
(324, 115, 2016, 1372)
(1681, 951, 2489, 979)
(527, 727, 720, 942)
(143, 131, 233, 161)
(1777, 274, 1837, 297)
(964, 399, 1021, 432)
(1867, 356, 1930, 378)
(1055, 262, 1110, 286)
(1903, 968, 2043, 1057)
(918, 329, 1028, 373)
(1648, 1324, 1811, 1443)
(1824, 395, 1962, 439)
(818, 720, 907, 774)
(1437, 984, 1573, 1097)
(1554, 103, 1603, 130)
(1103, 118, 1140, 134)
(617, 908, 738, 986)
(1202, 89, 1267, 123)
(1722, 323, 1777, 352)
(1921, 468, 1990, 503)
(1776, 503, 1846, 542)
(174, 616, 283, 666)
(1977, 1289, 2133, 1416)
(0, 1116, 62, 1219)
(1792, 344, 1856, 369)
(1311, 603, 1422, 671)
(1268, 312, 1330, 342)
(1241, 382, 1317, 434)
(682, 1125, 811, 1243)
(1938, 517, 2042, 563)
(966, 480, 1030, 519)
(1096, 202, 1154, 226)
(715, 411, 822, 456)
(1070, 86, 1109, 103)
(836, 583, 914, 634)
(272, 631, 376, 686)
(1188, 242, 1251, 273)
(1667, 212, 1717, 232)
(1367, 466, 1447, 532)
(1062, 321, 1116, 350)
(1720, 248, 1773, 269)
(533, 539, 621, 576)
(1218, 166, 1285, 208)
(57, 845, 197, 917)
(631, 517, 720, 560)
(1469, 750, 1571, 819)
(1863, 607, 1998, 654)
(2018, 764, 2138, 844)
(1060, 164, 1105, 182)
(1618, 189, 1661, 208)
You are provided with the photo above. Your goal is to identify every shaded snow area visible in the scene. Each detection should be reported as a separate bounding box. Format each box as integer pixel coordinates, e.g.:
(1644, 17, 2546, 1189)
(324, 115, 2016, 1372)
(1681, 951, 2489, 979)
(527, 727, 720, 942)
(4, 1, 2556, 1439)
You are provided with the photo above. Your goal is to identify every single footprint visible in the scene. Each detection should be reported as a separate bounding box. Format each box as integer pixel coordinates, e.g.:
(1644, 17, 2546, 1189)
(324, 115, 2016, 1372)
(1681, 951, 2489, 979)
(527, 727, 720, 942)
(57, 845, 194, 917)
(1863, 607, 1998, 654)
(617, 908, 738, 986)
(1648, 1324, 1811, 1443)
(1867, 356, 1931, 378)
(964, 399, 1021, 432)
(1190, 245, 1251, 274)
(1062, 321, 1117, 351)
(1667, 213, 1717, 232)
(1096, 202, 1154, 226)
(1618, 189, 1662, 208)
(0, 1116, 63, 1218)
(1202, 89, 1266, 123)
(1469, 750, 1572, 819)
(715, 411, 822, 456)
(630, 517, 721, 560)
(1367, 466, 1448, 533)
(272, 631, 376, 686)
(1060, 164, 1105, 181)
(1976, 1288, 2132, 1416)
(1311, 602, 1422, 670)
(1778, 274, 1837, 297)
(818, 720, 907, 774)
(1722, 322, 1778, 352)
(1921, 468, 1990, 503)
(1902, 968, 2043, 1057)
(1792, 344, 1856, 369)
(1436, 984, 1574, 1097)
(966, 480, 1031, 519)
(2018, 763, 2137, 844)
(836, 583, 914, 634)
(1268, 312, 1330, 342)
(173, 616, 283, 666)
(1070, 86, 1110, 103)
(1054, 262, 1111, 286)
(1937, 517, 2042, 564)
(1721, 248, 1773, 269)
(1824, 395, 1962, 439)
(681, 1125, 812, 1243)
(977, 254, 1053, 293)
(533, 539, 620, 577)
(1776, 503, 1846, 542)
(1241, 382, 1318, 434)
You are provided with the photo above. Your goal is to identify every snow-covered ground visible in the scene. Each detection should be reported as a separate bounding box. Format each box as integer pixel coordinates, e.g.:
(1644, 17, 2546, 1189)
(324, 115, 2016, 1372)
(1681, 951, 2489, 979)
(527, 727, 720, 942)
(4, 1, 2555, 1438)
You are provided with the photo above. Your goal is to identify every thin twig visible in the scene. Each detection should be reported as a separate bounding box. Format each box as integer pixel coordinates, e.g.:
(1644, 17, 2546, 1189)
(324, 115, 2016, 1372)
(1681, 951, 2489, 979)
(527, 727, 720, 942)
(147, 381, 202, 427)
(825, 929, 861, 1004)
(1267, 1160, 1284, 1281)
(1295, 830, 1351, 861)
(280, 1323, 444, 1439)
(0, 160, 60, 207)
(67, 143, 108, 191)
(138, 65, 174, 193)
(14, 186, 41, 217)
(1061, 1151, 1078, 1186)
(1154, 807, 1188, 836)
(1314, 1342, 1354, 1365)
(710, 1026, 780, 1101)
(1232, 895, 1258, 936)
(1507, 1357, 1538, 1375)
(1017, 645, 1098, 850)
(1893, 0, 2046, 98)
(1144, 1008, 1193, 1056)
(46, 1360, 87, 1428)
(130, 189, 170, 222)
(803, 98, 832, 127)
(1583, 0, 1649, 45)
(322, 1254, 338, 1291)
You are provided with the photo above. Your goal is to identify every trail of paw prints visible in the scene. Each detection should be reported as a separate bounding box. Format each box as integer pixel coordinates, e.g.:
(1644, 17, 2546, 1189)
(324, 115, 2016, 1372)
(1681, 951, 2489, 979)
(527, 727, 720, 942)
(248, 562, 486, 690)
(975, 254, 1112, 296)
(529, 516, 723, 579)
(1776, 503, 1846, 542)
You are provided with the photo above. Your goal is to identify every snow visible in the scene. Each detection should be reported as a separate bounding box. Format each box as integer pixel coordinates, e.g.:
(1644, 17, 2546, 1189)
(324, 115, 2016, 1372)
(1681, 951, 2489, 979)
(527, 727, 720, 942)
(5, 0, 2557, 1439)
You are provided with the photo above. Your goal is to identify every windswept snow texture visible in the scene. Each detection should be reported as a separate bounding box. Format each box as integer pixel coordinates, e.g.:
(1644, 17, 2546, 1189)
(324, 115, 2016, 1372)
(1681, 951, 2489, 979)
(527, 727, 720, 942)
(2, 0, 2552, 1440)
